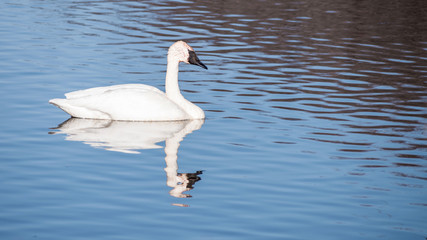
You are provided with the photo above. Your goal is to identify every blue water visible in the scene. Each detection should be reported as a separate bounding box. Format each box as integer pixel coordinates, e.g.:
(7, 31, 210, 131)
(1, 1, 426, 239)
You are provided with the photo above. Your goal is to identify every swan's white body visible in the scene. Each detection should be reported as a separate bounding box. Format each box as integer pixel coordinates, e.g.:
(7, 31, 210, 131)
(49, 41, 207, 121)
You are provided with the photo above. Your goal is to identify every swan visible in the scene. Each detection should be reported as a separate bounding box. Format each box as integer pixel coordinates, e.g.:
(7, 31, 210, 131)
(49, 41, 207, 121)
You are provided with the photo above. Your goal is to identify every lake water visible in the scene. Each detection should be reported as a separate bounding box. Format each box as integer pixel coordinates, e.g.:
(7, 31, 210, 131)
(1, 0, 426, 239)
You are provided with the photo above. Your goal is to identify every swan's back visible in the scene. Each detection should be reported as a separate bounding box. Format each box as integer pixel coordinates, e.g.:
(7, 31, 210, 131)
(64, 84, 163, 99)
(49, 84, 189, 121)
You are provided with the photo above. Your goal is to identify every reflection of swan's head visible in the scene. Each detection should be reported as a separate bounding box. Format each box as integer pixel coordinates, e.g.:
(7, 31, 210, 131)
(168, 41, 207, 69)
(169, 171, 203, 198)
(179, 171, 203, 190)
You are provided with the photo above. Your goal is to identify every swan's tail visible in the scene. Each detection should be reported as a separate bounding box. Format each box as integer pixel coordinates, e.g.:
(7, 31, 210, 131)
(49, 98, 109, 119)
(49, 98, 76, 116)
(49, 98, 66, 109)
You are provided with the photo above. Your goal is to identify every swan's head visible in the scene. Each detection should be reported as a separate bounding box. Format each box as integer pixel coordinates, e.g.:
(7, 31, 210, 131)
(168, 41, 208, 70)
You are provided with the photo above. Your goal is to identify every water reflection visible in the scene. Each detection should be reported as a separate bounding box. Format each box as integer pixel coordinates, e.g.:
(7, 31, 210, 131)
(50, 118, 204, 200)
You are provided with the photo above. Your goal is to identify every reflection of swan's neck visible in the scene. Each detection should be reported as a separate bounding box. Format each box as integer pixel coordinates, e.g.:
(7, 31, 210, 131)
(164, 120, 187, 188)
(164, 120, 204, 188)
(165, 56, 205, 119)
(164, 138, 180, 188)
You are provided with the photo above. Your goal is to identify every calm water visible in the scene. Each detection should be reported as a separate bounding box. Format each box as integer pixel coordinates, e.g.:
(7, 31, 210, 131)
(1, 0, 426, 239)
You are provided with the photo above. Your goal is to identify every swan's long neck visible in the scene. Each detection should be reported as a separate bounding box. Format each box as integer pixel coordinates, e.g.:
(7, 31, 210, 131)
(165, 56, 204, 119)
(165, 56, 182, 100)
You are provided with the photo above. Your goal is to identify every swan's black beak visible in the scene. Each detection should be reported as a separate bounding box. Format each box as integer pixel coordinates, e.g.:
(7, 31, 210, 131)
(188, 50, 208, 70)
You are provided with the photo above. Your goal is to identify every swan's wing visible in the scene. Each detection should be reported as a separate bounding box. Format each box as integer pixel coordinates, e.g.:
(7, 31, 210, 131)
(64, 84, 163, 99)
(53, 88, 189, 121)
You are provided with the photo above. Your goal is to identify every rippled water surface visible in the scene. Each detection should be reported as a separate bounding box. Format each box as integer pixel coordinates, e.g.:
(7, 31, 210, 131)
(1, 0, 426, 239)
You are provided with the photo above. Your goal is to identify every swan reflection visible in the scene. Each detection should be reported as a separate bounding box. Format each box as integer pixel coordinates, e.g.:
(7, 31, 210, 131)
(50, 118, 204, 200)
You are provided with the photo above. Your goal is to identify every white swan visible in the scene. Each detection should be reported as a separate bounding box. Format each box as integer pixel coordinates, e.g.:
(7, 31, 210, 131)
(49, 41, 207, 121)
